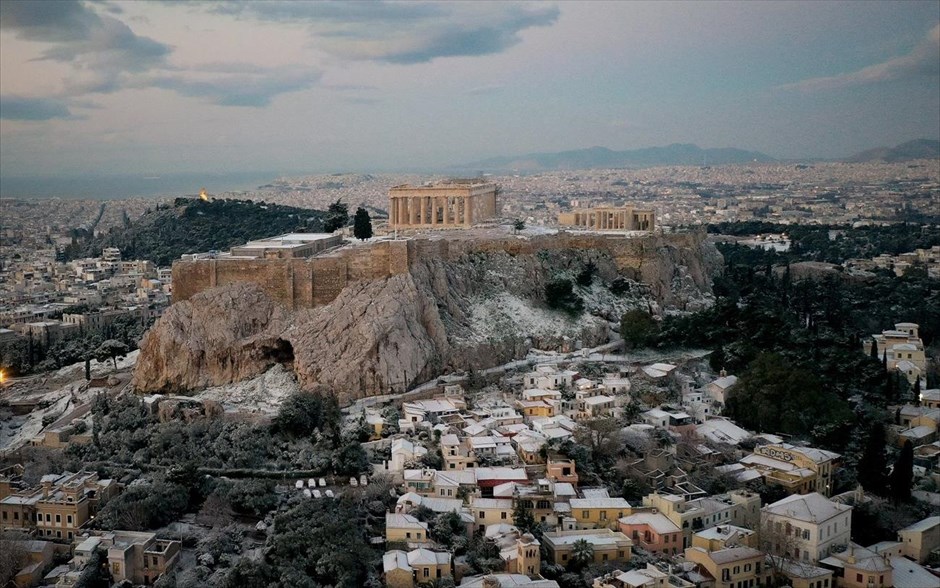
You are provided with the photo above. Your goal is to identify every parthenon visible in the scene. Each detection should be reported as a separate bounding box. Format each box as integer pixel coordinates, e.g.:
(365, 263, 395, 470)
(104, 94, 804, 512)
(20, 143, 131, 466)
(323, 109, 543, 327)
(388, 180, 498, 229)
(557, 206, 655, 231)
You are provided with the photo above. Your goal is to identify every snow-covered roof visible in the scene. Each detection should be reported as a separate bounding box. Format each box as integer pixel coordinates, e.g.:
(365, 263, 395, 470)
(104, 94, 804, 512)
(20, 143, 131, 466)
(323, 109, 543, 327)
(762, 492, 851, 523)
(618, 511, 680, 534)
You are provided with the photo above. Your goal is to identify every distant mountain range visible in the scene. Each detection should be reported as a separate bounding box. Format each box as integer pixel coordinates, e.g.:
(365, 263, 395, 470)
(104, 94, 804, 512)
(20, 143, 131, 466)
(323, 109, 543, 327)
(453, 139, 940, 171)
(455, 143, 775, 171)
(844, 139, 940, 163)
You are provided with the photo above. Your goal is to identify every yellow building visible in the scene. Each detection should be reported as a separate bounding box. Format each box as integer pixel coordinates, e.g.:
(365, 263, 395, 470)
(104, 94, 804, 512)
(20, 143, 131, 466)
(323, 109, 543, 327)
(691, 524, 758, 551)
(863, 323, 927, 385)
(897, 516, 939, 564)
(1, 471, 119, 540)
(383, 549, 453, 588)
(542, 529, 633, 566)
(740, 444, 840, 496)
(684, 546, 771, 588)
(569, 497, 632, 530)
(386, 513, 432, 545)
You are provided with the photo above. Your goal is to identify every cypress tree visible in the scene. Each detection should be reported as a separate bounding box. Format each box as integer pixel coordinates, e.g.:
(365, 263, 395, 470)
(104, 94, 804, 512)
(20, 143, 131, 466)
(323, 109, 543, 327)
(869, 338, 878, 359)
(353, 207, 373, 241)
(857, 423, 888, 496)
(890, 440, 914, 504)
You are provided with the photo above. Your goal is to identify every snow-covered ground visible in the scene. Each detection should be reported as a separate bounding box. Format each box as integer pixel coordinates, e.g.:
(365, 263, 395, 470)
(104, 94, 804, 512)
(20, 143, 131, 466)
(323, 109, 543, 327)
(195, 364, 299, 416)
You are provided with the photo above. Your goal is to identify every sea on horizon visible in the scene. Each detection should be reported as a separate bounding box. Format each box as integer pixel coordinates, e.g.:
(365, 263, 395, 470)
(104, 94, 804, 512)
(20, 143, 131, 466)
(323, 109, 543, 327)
(0, 171, 289, 200)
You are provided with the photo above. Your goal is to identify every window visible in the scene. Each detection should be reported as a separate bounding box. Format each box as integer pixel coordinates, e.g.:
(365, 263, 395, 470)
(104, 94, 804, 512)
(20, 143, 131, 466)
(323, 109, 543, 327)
(583, 511, 590, 519)
(423, 568, 430, 577)
(618, 550, 624, 558)
(13, 512, 18, 520)
(1, 511, 5, 520)
(600, 511, 607, 520)
(56, 514, 61, 523)
(45, 513, 51, 522)
(67, 515, 73, 525)
(745, 564, 751, 572)
(501, 512, 507, 520)
(856, 574, 862, 583)
(406, 532, 412, 539)
(562, 554, 568, 561)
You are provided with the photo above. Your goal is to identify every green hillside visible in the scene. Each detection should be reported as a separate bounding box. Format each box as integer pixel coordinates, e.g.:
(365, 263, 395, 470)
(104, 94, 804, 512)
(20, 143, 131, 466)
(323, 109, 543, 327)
(66, 198, 327, 266)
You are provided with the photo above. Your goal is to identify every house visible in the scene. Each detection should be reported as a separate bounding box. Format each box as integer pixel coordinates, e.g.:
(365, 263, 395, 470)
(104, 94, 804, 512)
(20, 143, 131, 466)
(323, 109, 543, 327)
(542, 529, 633, 566)
(11, 540, 54, 588)
(546, 456, 579, 485)
(459, 574, 560, 587)
(386, 513, 432, 546)
(819, 544, 892, 588)
(523, 366, 578, 390)
(470, 497, 514, 532)
(863, 323, 927, 385)
(486, 527, 542, 577)
(706, 373, 738, 405)
(775, 560, 835, 588)
(896, 515, 939, 564)
(384, 548, 453, 588)
(618, 511, 682, 556)
(760, 492, 852, 563)
(691, 524, 757, 551)
(101, 530, 181, 585)
(695, 418, 752, 446)
(642, 490, 761, 549)
(683, 546, 771, 588)
(569, 496, 631, 530)
(921, 388, 940, 410)
(593, 565, 695, 588)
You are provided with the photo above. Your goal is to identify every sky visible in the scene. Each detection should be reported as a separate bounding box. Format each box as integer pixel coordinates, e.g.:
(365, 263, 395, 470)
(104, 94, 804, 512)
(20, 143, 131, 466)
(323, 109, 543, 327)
(1, 0, 938, 176)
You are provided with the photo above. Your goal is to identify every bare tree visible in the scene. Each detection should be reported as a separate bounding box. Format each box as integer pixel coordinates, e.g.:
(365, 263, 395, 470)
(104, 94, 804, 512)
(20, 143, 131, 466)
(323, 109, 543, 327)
(759, 517, 806, 583)
(0, 535, 28, 586)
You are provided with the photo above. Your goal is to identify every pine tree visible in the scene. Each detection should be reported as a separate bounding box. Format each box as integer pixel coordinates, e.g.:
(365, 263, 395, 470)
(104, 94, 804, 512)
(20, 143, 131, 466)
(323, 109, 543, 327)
(353, 207, 373, 241)
(889, 440, 914, 504)
(856, 423, 888, 496)
(913, 378, 921, 404)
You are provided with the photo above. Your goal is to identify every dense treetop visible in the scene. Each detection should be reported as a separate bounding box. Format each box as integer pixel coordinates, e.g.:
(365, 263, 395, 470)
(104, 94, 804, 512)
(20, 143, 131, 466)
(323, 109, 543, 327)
(65, 198, 327, 266)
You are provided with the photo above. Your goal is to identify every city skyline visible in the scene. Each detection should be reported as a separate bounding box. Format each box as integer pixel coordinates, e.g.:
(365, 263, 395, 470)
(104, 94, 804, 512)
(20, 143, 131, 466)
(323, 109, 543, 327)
(1, 0, 938, 176)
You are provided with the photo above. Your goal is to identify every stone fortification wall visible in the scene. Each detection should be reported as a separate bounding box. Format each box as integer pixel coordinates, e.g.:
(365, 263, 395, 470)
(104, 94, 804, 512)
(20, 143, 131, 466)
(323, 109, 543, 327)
(172, 232, 705, 309)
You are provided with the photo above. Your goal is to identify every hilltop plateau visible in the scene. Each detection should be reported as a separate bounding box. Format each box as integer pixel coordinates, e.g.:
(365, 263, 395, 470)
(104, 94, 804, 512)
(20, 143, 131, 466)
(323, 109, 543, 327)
(133, 232, 721, 403)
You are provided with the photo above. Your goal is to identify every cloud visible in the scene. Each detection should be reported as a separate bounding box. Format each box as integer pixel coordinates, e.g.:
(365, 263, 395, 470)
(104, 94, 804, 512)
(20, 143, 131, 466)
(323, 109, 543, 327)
(148, 66, 323, 107)
(1, 0, 171, 99)
(779, 23, 940, 92)
(209, 1, 559, 63)
(0, 96, 73, 120)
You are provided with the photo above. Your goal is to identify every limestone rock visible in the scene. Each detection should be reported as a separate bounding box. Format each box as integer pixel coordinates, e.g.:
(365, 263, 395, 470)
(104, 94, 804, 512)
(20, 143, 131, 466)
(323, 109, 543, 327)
(134, 234, 722, 403)
(132, 282, 290, 393)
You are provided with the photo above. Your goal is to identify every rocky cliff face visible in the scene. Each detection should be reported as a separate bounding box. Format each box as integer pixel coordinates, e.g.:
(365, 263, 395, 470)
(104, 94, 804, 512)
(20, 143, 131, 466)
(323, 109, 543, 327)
(133, 233, 721, 403)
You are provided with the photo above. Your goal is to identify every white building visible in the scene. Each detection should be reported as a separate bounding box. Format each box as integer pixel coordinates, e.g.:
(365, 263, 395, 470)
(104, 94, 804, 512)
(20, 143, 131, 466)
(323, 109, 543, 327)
(760, 492, 852, 563)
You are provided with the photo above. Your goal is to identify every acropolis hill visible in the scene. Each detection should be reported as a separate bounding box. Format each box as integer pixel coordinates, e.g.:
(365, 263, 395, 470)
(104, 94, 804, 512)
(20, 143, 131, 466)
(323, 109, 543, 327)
(138, 228, 720, 402)
(171, 230, 706, 310)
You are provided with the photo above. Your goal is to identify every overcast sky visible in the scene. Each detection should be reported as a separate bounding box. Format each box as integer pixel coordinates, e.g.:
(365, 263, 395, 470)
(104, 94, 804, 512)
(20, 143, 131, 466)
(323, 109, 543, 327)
(1, 0, 938, 176)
